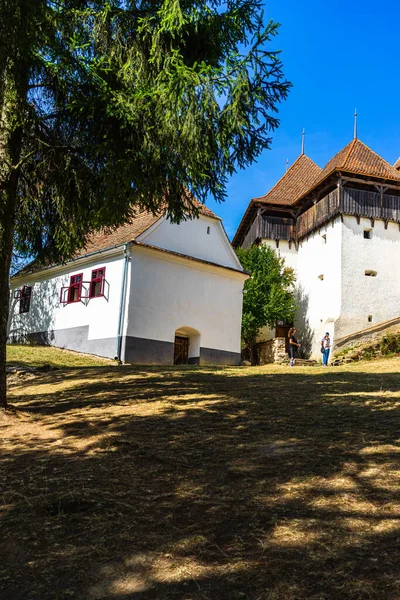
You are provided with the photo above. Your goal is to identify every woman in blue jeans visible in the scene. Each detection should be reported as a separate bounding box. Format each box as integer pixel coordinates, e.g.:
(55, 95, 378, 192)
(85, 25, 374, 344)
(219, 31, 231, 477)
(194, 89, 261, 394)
(321, 333, 331, 366)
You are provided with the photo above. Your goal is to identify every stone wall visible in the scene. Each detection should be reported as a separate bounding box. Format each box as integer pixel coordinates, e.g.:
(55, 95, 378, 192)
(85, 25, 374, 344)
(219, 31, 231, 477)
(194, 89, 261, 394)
(257, 337, 287, 365)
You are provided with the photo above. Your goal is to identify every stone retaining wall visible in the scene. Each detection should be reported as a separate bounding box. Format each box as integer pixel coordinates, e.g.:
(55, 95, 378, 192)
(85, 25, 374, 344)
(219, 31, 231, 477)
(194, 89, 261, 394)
(257, 337, 287, 365)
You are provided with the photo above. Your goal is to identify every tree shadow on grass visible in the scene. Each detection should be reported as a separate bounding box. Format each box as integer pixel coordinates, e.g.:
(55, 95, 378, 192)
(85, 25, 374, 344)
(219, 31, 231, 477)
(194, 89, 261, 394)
(1, 365, 400, 599)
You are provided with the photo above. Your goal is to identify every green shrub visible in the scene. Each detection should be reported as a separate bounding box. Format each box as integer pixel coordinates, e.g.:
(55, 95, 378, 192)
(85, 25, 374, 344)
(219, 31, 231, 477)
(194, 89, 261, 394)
(380, 334, 400, 356)
(362, 347, 376, 360)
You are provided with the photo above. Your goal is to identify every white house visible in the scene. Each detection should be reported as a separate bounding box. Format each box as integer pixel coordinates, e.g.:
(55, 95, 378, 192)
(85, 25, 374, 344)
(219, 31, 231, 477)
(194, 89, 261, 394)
(233, 138, 400, 358)
(9, 200, 248, 365)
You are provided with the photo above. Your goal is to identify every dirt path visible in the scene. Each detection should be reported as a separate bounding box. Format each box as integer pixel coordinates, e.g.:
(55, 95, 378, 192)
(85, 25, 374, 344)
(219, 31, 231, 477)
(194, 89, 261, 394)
(1, 360, 400, 599)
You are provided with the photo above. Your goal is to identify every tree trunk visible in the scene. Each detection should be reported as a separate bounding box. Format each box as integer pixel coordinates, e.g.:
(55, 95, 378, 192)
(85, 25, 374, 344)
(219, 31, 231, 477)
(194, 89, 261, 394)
(249, 339, 258, 366)
(0, 58, 27, 409)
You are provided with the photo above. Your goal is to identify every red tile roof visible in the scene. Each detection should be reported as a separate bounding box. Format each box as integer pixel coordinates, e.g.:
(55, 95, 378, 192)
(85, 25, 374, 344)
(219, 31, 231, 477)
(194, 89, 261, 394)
(13, 198, 220, 277)
(80, 210, 160, 256)
(231, 154, 322, 247)
(312, 139, 400, 188)
(81, 199, 219, 256)
(253, 154, 323, 206)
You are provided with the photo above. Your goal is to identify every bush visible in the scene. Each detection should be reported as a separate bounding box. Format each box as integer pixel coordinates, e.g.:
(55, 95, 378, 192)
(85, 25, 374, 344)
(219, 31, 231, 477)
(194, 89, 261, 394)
(380, 334, 400, 356)
(362, 347, 376, 360)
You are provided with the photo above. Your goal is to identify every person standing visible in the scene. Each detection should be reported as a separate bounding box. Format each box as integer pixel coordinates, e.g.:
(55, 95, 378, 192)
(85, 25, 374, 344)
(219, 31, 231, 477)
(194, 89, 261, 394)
(288, 327, 301, 367)
(321, 332, 331, 366)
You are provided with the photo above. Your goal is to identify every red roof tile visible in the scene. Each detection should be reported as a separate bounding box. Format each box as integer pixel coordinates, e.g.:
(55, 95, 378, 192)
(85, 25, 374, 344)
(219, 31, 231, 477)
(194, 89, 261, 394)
(253, 154, 323, 206)
(80, 198, 219, 256)
(315, 139, 400, 186)
(13, 198, 220, 277)
(231, 154, 322, 247)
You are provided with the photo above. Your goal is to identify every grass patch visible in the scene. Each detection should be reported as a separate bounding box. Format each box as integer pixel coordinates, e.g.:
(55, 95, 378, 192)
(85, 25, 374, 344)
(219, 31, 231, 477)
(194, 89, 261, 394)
(6, 344, 115, 369)
(1, 348, 400, 599)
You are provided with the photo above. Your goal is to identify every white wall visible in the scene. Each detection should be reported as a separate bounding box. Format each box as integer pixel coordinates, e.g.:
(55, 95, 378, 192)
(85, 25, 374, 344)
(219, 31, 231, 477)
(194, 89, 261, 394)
(295, 218, 342, 355)
(336, 216, 400, 338)
(9, 252, 125, 350)
(259, 229, 341, 356)
(138, 214, 242, 271)
(254, 214, 400, 358)
(126, 246, 245, 354)
(261, 239, 298, 272)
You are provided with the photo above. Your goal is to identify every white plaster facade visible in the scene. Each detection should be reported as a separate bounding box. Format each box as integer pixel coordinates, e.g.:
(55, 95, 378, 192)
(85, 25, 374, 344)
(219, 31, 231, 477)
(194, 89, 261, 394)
(258, 215, 400, 358)
(9, 213, 248, 365)
(234, 139, 400, 360)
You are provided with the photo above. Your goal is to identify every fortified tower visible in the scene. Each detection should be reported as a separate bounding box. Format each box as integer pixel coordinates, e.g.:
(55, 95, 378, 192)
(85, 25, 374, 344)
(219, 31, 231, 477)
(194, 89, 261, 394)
(233, 139, 400, 357)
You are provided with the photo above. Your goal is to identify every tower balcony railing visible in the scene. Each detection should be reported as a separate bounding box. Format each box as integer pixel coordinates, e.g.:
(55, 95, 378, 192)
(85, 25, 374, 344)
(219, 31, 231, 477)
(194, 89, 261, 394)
(241, 214, 295, 249)
(297, 187, 400, 240)
(240, 186, 400, 250)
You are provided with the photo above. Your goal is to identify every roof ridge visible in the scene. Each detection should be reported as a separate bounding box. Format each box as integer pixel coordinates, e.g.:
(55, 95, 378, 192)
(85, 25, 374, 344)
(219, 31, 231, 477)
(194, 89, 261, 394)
(353, 138, 399, 172)
(252, 154, 321, 202)
(252, 155, 303, 201)
(341, 138, 357, 168)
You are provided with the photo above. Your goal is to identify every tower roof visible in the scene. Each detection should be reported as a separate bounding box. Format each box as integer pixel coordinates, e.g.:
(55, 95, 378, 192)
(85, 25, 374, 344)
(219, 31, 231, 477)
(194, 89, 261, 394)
(394, 157, 400, 171)
(316, 138, 400, 185)
(231, 154, 321, 247)
(253, 154, 322, 206)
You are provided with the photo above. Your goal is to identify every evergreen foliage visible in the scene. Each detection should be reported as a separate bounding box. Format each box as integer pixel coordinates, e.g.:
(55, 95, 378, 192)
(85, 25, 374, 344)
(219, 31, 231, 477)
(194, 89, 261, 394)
(0, 0, 290, 407)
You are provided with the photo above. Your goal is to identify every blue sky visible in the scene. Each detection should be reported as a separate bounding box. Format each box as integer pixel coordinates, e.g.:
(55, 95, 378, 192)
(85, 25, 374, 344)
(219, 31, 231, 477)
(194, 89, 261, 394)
(208, 0, 400, 239)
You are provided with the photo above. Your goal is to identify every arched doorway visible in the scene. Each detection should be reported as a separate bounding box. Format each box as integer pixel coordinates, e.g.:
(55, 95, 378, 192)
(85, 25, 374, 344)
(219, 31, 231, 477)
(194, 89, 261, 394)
(174, 326, 201, 365)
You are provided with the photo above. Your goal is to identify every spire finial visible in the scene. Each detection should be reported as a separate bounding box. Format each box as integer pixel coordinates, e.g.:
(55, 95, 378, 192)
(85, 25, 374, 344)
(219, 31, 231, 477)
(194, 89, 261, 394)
(354, 108, 358, 139)
(286, 157, 289, 172)
(301, 128, 305, 155)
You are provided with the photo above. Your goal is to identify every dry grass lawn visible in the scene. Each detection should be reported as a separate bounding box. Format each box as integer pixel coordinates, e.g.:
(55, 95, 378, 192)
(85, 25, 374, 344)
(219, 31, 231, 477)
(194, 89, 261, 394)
(1, 346, 400, 599)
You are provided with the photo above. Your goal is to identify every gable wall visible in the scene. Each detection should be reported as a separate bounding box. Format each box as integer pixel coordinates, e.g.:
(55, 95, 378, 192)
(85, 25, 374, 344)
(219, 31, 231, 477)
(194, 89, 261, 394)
(138, 215, 241, 270)
(123, 246, 245, 365)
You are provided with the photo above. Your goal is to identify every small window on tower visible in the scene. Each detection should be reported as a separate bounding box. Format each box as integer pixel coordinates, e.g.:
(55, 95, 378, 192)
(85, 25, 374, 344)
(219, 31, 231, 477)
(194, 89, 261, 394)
(364, 230, 371, 239)
(207, 226, 210, 234)
(318, 274, 324, 280)
(321, 234, 327, 244)
(365, 270, 377, 277)
(368, 315, 373, 323)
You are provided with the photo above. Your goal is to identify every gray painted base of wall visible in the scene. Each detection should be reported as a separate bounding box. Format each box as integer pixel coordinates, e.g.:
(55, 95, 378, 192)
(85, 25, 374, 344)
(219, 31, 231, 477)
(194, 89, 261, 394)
(200, 347, 241, 366)
(124, 336, 174, 365)
(188, 356, 200, 365)
(9, 329, 241, 366)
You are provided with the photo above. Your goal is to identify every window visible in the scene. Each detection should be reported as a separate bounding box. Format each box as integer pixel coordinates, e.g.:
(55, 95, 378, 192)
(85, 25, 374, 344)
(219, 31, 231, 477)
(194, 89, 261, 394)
(365, 270, 377, 277)
(318, 274, 324, 280)
(19, 286, 32, 314)
(207, 226, 210, 235)
(68, 273, 83, 303)
(364, 230, 371, 239)
(368, 315, 373, 323)
(321, 234, 327, 244)
(90, 267, 105, 298)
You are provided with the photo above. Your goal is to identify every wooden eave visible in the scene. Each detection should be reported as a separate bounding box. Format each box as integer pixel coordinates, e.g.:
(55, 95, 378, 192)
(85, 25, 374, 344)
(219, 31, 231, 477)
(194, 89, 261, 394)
(231, 201, 258, 248)
(232, 200, 297, 247)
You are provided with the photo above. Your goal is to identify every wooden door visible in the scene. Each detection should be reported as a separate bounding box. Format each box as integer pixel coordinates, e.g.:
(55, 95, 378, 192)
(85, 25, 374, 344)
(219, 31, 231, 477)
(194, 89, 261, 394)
(174, 336, 189, 365)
